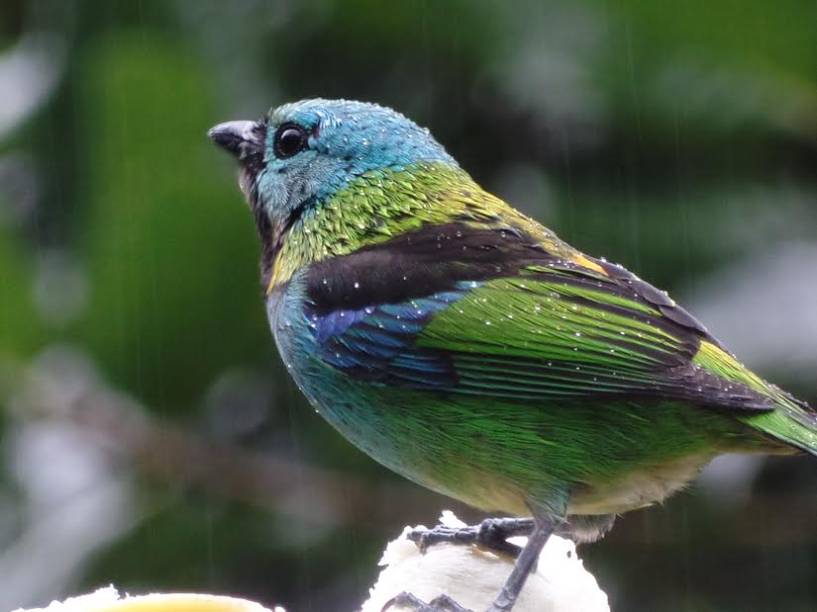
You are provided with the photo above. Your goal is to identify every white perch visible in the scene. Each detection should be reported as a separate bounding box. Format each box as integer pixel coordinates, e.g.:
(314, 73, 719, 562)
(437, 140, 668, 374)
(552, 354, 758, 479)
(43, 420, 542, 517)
(364, 511, 609, 612)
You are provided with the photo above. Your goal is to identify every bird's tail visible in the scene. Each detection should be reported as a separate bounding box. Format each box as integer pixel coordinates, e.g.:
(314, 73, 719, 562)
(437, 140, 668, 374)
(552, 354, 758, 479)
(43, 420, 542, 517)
(742, 391, 817, 456)
(694, 341, 817, 455)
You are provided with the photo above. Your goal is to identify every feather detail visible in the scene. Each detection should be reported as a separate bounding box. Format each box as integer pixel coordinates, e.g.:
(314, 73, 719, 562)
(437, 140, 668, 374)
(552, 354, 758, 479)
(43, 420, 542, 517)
(302, 221, 776, 412)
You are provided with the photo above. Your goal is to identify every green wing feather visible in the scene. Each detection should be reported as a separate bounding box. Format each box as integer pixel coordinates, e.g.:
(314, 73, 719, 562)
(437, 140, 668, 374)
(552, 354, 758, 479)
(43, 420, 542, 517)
(412, 261, 758, 407)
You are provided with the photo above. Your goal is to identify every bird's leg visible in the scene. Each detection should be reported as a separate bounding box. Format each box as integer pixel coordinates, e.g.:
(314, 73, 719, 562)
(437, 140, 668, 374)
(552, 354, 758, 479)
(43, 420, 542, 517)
(398, 517, 553, 612)
(408, 517, 535, 557)
(383, 592, 473, 612)
(486, 516, 554, 612)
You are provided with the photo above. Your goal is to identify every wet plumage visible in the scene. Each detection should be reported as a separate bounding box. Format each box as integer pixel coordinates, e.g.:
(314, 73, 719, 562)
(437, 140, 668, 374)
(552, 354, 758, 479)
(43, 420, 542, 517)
(210, 98, 817, 543)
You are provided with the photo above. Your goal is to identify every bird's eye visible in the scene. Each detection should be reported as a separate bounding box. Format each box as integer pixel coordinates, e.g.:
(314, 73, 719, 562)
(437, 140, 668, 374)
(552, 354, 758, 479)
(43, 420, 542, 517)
(274, 123, 309, 159)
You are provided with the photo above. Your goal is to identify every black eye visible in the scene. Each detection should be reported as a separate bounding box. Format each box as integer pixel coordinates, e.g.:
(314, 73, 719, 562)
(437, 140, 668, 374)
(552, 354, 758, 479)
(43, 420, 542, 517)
(274, 123, 308, 159)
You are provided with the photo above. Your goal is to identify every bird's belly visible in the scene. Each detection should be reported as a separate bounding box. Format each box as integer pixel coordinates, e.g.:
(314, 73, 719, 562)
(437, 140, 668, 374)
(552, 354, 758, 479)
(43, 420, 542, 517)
(568, 451, 714, 515)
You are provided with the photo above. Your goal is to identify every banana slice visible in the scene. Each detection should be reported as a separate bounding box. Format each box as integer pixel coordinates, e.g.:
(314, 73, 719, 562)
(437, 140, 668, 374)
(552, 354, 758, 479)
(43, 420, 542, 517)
(13, 587, 285, 612)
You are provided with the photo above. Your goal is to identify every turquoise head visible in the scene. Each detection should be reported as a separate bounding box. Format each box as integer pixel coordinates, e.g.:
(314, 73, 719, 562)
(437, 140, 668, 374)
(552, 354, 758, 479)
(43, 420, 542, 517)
(209, 99, 456, 248)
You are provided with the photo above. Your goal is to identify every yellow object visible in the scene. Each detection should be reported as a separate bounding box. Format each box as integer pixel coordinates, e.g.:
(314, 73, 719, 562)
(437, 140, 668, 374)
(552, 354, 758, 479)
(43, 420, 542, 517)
(13, 587, 283, 612)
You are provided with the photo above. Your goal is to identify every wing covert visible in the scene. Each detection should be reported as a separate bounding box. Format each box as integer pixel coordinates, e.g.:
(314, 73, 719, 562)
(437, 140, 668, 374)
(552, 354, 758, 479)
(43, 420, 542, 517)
(302, 221, 774, 411)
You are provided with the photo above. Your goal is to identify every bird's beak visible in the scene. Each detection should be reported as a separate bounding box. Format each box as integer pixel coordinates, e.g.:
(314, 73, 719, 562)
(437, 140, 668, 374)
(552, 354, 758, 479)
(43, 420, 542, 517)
(207, 120, 265, 162)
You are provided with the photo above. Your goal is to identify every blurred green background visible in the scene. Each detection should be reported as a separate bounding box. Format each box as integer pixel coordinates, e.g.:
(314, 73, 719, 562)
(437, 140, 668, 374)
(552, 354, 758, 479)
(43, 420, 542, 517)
(1, 1, 816, 611)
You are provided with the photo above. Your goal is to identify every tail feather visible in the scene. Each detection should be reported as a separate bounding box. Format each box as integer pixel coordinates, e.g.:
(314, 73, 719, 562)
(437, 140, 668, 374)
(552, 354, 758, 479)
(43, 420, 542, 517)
(693, 341, 817, 455)
(742, 391, 817, 456)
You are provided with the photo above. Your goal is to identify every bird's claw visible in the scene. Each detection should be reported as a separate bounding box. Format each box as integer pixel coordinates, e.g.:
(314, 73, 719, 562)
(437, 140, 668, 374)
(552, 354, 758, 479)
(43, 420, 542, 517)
(408, 524, 477, 553)
(407, 517, 535, 557)
(382, 591, 473, 612)
(477, 518, 534, 556)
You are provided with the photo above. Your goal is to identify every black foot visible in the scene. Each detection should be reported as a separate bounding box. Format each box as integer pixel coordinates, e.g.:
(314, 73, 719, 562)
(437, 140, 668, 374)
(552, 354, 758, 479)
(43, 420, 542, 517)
(408, 517, 535, 557)
(382, 592, 473, 612)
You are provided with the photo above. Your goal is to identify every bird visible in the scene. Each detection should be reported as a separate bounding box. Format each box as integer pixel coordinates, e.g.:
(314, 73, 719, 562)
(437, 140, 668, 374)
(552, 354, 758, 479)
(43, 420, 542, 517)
(209, 99, 816, 612)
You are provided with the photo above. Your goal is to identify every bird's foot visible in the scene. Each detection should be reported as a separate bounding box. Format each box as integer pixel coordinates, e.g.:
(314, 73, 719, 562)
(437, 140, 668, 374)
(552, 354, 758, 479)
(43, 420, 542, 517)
(382, 592, 473, 612)
(408, 517, 535, 557)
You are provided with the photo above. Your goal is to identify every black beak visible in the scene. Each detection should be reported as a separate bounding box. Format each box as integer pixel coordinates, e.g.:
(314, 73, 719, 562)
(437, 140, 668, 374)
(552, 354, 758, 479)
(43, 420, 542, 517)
(208, 120, 265, 162)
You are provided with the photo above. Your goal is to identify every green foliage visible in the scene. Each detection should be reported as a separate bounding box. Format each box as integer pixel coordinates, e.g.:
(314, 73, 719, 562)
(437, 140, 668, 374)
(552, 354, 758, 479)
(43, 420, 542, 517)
(74, 33, 268, 413)
(0, 229, 40, 357)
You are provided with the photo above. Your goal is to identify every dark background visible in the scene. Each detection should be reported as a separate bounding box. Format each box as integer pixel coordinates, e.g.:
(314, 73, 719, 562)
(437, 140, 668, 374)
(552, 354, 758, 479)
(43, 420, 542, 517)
(1, 1, 816, 611)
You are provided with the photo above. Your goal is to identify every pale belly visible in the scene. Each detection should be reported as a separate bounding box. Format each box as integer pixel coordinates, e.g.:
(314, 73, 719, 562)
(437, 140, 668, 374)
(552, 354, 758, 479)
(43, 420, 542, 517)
(568, 451, 715, 515)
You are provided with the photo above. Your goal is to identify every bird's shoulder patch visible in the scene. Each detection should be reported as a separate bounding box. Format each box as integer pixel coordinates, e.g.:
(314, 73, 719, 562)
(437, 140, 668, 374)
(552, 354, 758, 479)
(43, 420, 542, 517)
(571, 253, 608, 276)
(304, 221, 556, 315)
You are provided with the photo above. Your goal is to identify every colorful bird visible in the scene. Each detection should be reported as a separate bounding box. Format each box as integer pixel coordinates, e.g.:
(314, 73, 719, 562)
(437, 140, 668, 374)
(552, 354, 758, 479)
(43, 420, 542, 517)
(209, 99, 816, 612)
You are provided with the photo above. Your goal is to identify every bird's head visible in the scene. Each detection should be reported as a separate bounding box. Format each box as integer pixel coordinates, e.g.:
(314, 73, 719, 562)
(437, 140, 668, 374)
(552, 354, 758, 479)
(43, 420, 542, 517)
(208, 99, 456, 268)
